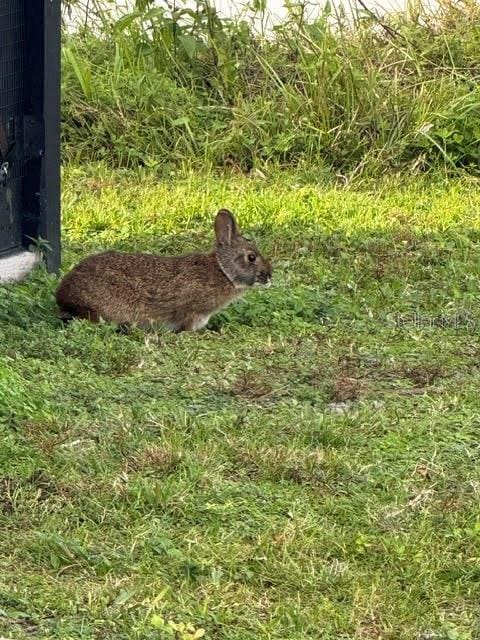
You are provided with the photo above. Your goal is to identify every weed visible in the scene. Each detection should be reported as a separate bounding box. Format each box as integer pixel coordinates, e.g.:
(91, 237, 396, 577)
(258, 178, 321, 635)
(62, 0, 480, 176)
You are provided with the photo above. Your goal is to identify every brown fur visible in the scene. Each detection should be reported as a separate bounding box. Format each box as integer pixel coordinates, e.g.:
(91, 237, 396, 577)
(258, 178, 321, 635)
(56, 210, 272, 332)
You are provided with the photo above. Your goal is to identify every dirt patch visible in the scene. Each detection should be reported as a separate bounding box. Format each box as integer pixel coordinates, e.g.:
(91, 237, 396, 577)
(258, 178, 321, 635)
(0, 471, 69, 514)
(228, 445, 332, 487)
(21, 421, 76, 456)
(356, 615, 386, 639)
(232, 372, 275, 400)
(0, 613, 39, 635)
(123, 446, 182, 477)
(328, 375, 364, 403)
(27, 470, 69, 501)
(401, 364, 445, 387)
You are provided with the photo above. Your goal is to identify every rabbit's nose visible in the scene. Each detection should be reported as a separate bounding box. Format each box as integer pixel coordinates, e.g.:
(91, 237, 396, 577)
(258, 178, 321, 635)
(258, 269, 272, 285)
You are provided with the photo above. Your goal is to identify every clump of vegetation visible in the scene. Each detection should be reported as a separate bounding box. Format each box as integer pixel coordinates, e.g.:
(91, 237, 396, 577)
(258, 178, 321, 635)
(62, 0, 480, 175)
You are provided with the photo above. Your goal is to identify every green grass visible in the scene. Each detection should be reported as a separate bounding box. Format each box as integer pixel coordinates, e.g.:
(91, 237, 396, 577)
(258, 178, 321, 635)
(1, 167, 480, 639)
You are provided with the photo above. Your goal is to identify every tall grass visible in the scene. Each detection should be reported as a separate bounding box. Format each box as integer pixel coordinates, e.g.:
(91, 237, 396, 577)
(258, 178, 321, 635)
(62, 0, 480, 176)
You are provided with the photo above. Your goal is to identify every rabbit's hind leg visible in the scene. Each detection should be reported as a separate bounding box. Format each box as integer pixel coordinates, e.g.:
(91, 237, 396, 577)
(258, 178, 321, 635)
(57, 303, 100, 324)
(116, 323, 132, 335)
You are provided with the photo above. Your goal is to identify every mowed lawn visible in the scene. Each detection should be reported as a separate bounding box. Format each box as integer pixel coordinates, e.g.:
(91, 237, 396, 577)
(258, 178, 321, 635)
(1, 168, 480, 639)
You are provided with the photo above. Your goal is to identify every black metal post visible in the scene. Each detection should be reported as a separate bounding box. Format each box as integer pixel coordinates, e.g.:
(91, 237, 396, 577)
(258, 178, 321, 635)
(23, 0, 61, 272)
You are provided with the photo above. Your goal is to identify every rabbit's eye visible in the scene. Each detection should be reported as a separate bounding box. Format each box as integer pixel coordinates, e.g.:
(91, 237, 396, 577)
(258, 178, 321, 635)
(248, 253, 257, 262)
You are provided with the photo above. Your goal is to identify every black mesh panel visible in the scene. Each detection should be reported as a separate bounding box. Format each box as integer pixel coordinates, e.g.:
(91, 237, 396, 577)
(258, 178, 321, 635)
(0, 1, 24, 255)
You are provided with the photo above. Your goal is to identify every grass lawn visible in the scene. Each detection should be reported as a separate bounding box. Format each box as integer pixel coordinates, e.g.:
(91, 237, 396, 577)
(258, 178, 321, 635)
(1, 167, 480, 639)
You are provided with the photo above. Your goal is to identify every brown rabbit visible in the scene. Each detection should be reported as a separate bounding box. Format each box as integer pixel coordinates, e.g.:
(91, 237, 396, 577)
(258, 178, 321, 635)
(56, 209, 272, 332)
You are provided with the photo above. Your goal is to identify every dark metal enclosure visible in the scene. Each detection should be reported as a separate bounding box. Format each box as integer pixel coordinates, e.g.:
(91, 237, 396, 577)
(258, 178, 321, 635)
(0, 0, 60, 272)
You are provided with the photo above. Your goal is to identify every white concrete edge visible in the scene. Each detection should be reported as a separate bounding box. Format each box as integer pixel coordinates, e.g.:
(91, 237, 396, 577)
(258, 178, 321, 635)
(0, 250, 41, 284)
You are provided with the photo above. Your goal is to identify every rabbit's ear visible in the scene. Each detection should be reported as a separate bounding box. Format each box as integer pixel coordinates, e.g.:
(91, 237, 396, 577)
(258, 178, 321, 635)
(215, 209, 238, 246)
